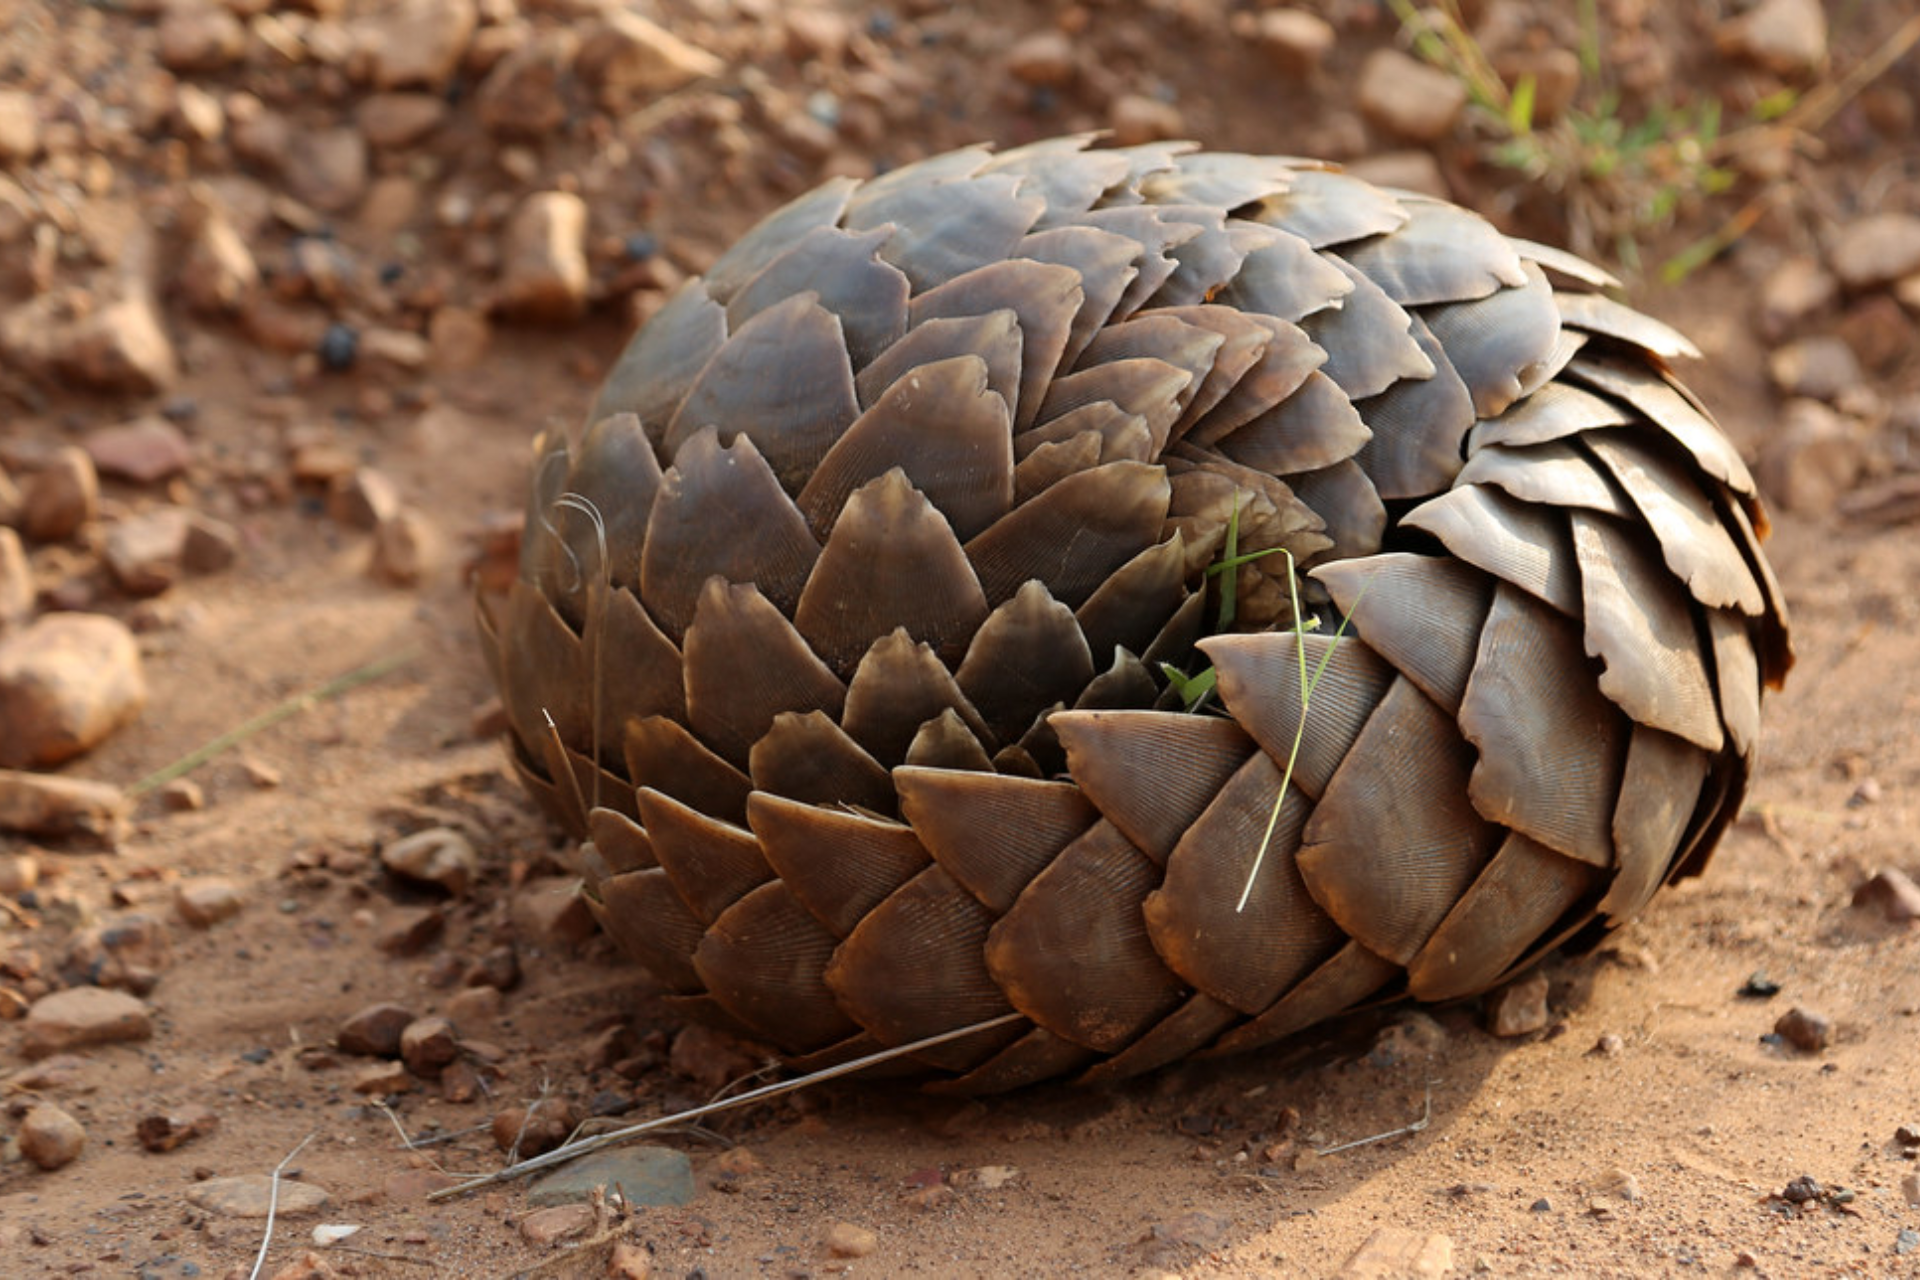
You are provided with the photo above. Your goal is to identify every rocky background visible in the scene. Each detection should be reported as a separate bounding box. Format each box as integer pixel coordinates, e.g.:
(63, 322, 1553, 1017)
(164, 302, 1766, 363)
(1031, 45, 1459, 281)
(1, 0, 1919, 1276)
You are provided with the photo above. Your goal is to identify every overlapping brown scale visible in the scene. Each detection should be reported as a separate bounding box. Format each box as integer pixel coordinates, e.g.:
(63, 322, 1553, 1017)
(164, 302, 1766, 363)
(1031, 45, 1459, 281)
(1072, 649, 1160, 711)
(700, 176, 860, 303)
(1136, 151, 1300, 210)
(1075, 994, 1244, 1084)
(559, 414, 662, 588)
(1289, 459, 1387, 564)
(624, 715, 751, 826)
(1149, 305, 1276, 436)
(1351, 313, 1475, 499)
(595, 589, 685, 749)
(1402, 484, 1582, 617)
(910, 259, 1081, 430)
(1562, 355, 1758, 500)
(1014, 400, 1152, 463)
(1013, 226, 1147, 370)
(498, 579, 590, 754)
(747, 710, 895, 814)
(1074, 535, 1190, 665)
(1246, 168, 1409, 249)
(1035, 358, 1192, 456)
(1144, 756, 1345, 1012)
(1202, 941, 1401, 1056)
(591, 868, 706, 993)
(1075, 206, 1201, 319)
(1707, 609, 1761, 759)
(1051, 711, 1255, 863)
(663, 294, 860, 491)
(1459, 584, 1627, 865)
(1421, 262, 1562, 418)
(985, 820, 1190, 1052)
(526, 737, 634, 834)
(843, 145, 993, 216)
(637, 787, 771, 924)
(1554, 291, 1701, 360)
(1216, 369, 1373, 475)
(726, 225, 910, 371)
(693, 880, 859, 1052)
(953, 580, 1097, 744)
(895, 768, 1096, 912)
(587, 806, 655, 874)
(1313, 555, 1489, 716)
(844, 172, 1048, 294)
(1218, 230, 1356, 324)
(841, 628, 993, 765)
(855, 310, 1022, 412)
(929, 1029, 1099, 1095)
(639, 427, 819, 641)
(905, 710, 997, 772)
(983, 133, 1132, 223)
(1074, 314, 1225, 408)
(797, 355, 1014, 542)
(1569, 510, 1724, 752)
(1722, 499, 1793, 685)
(1507, 238, 1621, 290)
(514, 435, 572, 607)
(825, 865, 1021, 1071)
(1200, 632, 1395, 798)
(1141, 590, 1208, 670)
(1405, 832, 1600, 1000)
(1598, 726, 1712, 922)
(1183, 317, 1327, 448)
(748, 795, 931, 936)
(1302, 258, 1436, 401)
(682, 577, 846, 768)
(963, 461, 1171, 608)
(1453, 440, 1632, 517)
(1012, 432, 1104, 501)
(1145, 207, 1257, 307)
(587, 282, 728, 443)
(1468, 380, 1632, 452)
(1297, 676, 1497, 964)
(1339, 200, 1527, 306)
(1584, 433, 1766, 614)
(794, 468, 990, 672)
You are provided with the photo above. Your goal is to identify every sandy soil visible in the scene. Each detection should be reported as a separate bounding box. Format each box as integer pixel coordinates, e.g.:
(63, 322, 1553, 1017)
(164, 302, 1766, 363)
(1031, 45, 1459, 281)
(2, 1, 1919, 1277)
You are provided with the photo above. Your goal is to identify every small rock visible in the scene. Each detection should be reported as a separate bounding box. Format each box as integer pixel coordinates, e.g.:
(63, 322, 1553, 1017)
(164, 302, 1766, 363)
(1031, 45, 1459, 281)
(105, 508, 192, 597)
(1853, 868, 1920, 923)
(493, 1098, 579, 1159)
(1903, 1172, 1920, 1207)
(465, 943, 520, 992)
(19, 1103, 87, 1170)
(476, 31, 577, 137)
(0, 850, 37, 895)
(0, 285, 179, 395)
(494, 192, 591, 323)
(825, 1221, 878, 1259)
(1108, 94, 1184, 147)
(1836, 293, 1916, 374)
(0, 90, 38, 163)
(574, 11, 724, 112)
(158, 3, 246, 72)
(439, 1056, 484, 1103)
(355, 0, 478, 90)
(285, 127, 367, 214)
(1250, 10, 1336, 77)
(1344, 150, 1450, 199)
(1756, 398, 1867, 515)
(370, 507, 438, 586)
(1759, 255, 1838, 339)
(383, 1168, 456, 1200)
(381, 828, 478, 896)
(444, 985, 503, 1033)
(327, 468, 403, 531)
(338, 1002, 417, 1057)
(359, 327, 430, 370)
(0, 528, 30, 629)
(427, 306, 490, 372)
(1358, 48, 1467, 142)
(1721, 0, 1826, 76)
(1366, 1011, 1449, 1068)
(63, 912, 170, 994)
(399, 1015, 461, 1077)
(178, 204, 260, 315)
(511, 875, 596, 947)
(21, 446, 99, 544)
(175, 876, 243, 928)
(525, 1144, 694, 1207)
(518, 1203, 594, 1246)
(186, 1175, 330, 1219)
(1590, 1033, 1625, 1057)
(1831, 213, 1920, 291)
(351, 1060, 414, 1094)
(1769, 334, 1863, 403)
(0, 612, 146, 767)
(1486, 969, 1550, 1037)
(668, 1021, 761, 1091)
(1006, 31, 1076, 87)
(785, 7, 852, 62)
(1774, 1006, 1832, 1053)
(1778, 1173, 1823, 1204)
(356, 93, 448, 149)
(1895, 1123, 1920, 1147)
(135, 1104, 219, 1153)
(1591, 1166, 1642, 1202)
(181, 512, 239, 575)
(0, 769, 127, 840)
(607, 1241, 652, 1280)
(22, 986, 153, 1059)
(377, 905, 445, 956)
(84, 417, 195, 485)
(1337, 1228, 1454, 1279)
(1493, 47, 1582, 125)
(171, 82, 225, 143)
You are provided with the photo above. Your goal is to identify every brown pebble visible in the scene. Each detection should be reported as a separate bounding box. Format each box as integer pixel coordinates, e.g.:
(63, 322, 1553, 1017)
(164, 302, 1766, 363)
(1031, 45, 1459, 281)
(607, 1240, 653, 1279)
(1852, 868, 1920, 923)
(376, 905, 445, 956)
(825, 1221, 878, 1258)
(398, 1015, 461, 1076)
(351, 1061, 414, 1095)
(21, 985, 153, 1059)
(465, 943, 520, 991)
(84, 417, 195, 484)
(381, 827, 477, 895)
(371, 507, 438, 585)
(1337, 1227, 1454, 1279)
(337, 1001, 417, 1057)
(21, 446, 99, 543)
(174, 876, 242, 928)
(20, 1102, 87, 1170)
(135, 1104, 220, 1153)
(445, 983, 503, 1029)
(158, 779, 205, 812)
(1774, 1006, 1832, 1053)
(492, 1098, 579, 1157)
(440, 1056, 484, 1103)
(1486, 970, 1550, 1037)
(518, 1203, 594, 1246)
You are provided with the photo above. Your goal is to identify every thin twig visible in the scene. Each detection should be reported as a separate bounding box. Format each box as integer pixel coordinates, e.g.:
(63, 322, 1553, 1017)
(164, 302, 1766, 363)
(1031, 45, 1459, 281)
(246, 1133, 315, 1280)
(1315, 1087, 1434, 1156)
(427, 1012, 1025, 1201)
(128, 651, 417, 797)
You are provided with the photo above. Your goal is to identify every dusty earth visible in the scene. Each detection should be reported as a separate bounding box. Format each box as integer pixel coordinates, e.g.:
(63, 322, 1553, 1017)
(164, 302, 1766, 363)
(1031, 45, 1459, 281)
(2, 0, 1920, 1276)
